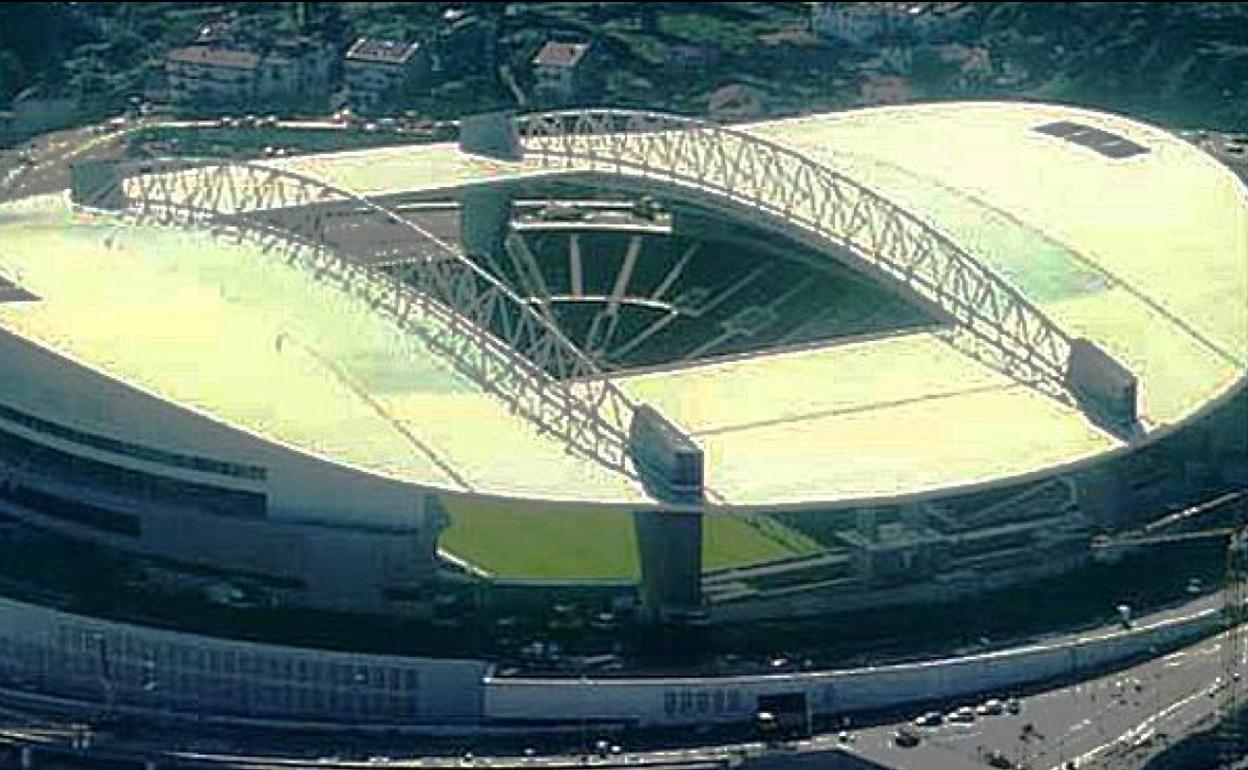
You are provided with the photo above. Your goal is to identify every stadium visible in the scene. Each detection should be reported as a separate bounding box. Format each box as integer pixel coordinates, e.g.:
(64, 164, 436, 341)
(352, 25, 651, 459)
(0, 100, 1244, 734)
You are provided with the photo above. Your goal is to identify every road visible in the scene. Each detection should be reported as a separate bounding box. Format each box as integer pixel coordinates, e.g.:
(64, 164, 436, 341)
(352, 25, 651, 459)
(839, 625, 1242, 770)
(0, 121, 138, 201)
(0, 611, 1240, 770)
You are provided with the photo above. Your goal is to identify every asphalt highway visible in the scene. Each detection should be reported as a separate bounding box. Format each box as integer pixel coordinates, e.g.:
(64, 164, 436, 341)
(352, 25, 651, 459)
(840, 624, 1241, 770)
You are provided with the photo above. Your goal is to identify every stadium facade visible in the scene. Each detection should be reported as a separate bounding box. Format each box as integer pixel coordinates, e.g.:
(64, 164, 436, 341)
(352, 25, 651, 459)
(0, 101, 1244, 729)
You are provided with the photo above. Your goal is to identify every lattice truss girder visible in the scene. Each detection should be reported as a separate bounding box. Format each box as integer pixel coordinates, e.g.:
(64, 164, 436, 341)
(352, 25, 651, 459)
(518, 110, 1077, 404)
(112, 159, 638, 477)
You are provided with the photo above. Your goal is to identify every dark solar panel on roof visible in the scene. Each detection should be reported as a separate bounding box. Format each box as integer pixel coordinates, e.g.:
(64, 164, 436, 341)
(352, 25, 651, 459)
(1034, 120, 1149, 159)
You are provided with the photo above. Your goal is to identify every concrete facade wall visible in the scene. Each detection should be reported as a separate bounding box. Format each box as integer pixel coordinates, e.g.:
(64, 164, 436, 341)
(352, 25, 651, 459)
(0, 327, 443, 610)
(484, 607, 1220, 727)
(0, 596, 487, 723)
(0, 592, 1221, 732)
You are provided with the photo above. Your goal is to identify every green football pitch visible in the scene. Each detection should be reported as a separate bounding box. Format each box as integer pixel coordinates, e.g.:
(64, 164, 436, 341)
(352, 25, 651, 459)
(438, 498, 821, 580)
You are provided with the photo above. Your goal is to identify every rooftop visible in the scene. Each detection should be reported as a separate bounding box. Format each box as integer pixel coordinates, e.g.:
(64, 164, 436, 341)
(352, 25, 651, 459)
(0, 102, 1243, 518)
(166, 45, 261, 70)
(532, 41, 591, 69)
(265, 101, 1248, 508)
(345, 37, 422, 66)
(0, 194, 650, 512)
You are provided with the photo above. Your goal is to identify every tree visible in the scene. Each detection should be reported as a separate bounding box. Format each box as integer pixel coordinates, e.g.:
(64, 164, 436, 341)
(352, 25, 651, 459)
(0, 51, 26, 105)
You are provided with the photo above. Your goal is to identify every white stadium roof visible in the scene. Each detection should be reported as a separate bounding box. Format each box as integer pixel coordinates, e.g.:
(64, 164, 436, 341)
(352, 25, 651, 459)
(0, 101, 1243, 511)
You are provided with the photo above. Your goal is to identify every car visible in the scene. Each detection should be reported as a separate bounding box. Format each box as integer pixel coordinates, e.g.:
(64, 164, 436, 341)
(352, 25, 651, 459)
(985, 750, 1014, 769)
(1225, 144, 1245, 156)
(947, 705, 976, 723)
(893, 727, 921, 748)
(263, 115, 279, 128)
(1006, 697, 1022, 715)
(913, 710, 943, 727)
(977, 698, 1005, 716)
(362, 122, 379, 134)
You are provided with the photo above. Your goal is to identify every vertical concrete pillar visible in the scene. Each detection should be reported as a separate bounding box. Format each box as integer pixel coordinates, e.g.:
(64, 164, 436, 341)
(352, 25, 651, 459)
(1208, 389, 1248, 485)
(1076, 465, 1129, 529)
(459, 188, 513, 263)
(635, 509, 703, 624)
(419, 493, 451, 575)
(459, 111, 522, 161)
(629, 405, 705, 624)
(855, 508, 879, 540)
(1065, 338, 1139, 437)
(70, 161, 127, 210)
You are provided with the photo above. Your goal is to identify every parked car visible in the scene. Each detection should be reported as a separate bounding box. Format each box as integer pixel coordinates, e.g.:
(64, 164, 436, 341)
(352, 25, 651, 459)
(947, 705, 976, 723)
(913, 710, 943, 727)
(985, 750, 1014, 769)
(893, 727, 921, 748)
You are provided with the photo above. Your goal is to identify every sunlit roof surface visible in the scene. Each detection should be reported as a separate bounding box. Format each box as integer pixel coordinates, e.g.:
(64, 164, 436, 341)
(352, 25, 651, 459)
(0, 101, 1243, 512)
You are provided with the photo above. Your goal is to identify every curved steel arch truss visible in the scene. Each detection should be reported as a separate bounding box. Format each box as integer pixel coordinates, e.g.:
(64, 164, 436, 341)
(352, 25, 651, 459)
(515, 109, 1089, 408)
(89, 158, 640, 479)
